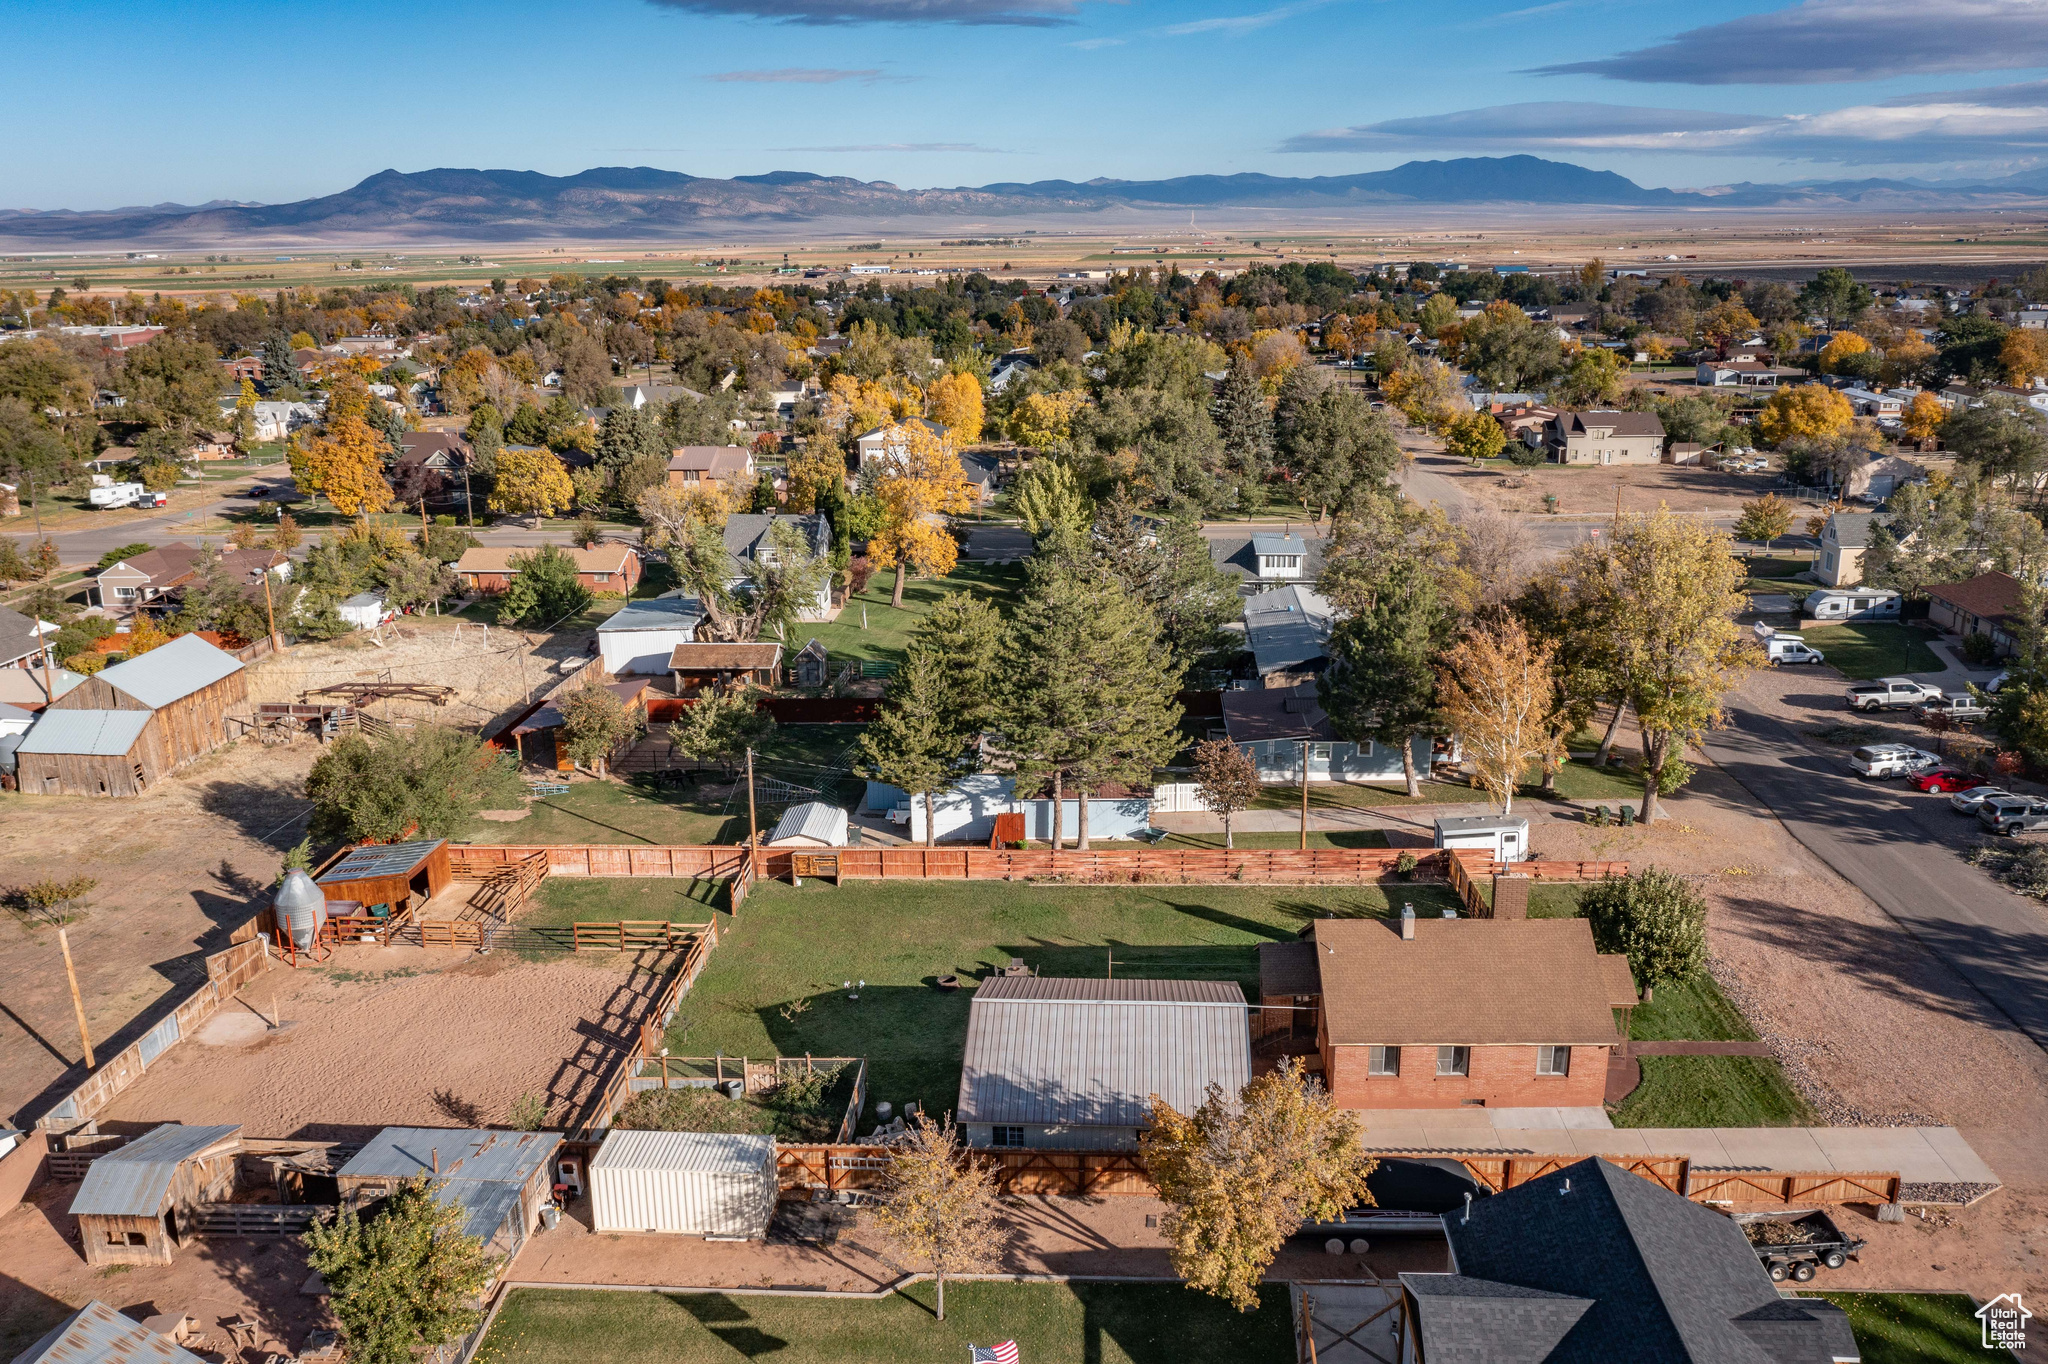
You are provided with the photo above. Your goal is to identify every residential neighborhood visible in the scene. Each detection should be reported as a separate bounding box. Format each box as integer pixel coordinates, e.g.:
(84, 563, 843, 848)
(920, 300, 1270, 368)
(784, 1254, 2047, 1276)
(9, 181, 2048, 1364)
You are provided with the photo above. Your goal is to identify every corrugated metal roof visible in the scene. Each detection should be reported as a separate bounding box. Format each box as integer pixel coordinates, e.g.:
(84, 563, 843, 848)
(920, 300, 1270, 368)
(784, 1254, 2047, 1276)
(959, 978, 1249, 1128)
(429, 1177, 527, 1244)
(12, 1300, 211, 1364)
(17, 709, 153, 757)
(338, 1127, 559, 1185)
(767, 801, 848, 846)
(597, 597, 704, 633)
(317, 840, 445, 885)
(592, 1130, 775, 1175)
(93, 633, 242, 709)
(69, 1124, 240, 1217)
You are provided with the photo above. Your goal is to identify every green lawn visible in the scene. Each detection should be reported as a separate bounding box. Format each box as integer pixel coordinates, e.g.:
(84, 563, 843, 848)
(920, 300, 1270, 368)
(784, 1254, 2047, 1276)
(522, 877, 725, 928)
(1802, 623, 1944, 680)
(478, 1283, 1293, 1364)
(1537, 757, 1650, 803)
(1810, 1293, 2019, 1364)
(1611, 975, 1818, 1128)
(670, 877, 1458, 1120)
(800, 561, 1026, 669)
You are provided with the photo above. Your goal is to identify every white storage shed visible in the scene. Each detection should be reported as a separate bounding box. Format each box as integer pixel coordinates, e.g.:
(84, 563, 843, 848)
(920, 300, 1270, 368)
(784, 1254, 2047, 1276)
(589, 1130, 777, 1238)
(1433, 814, 1530, 862)
(766, 801, 849, 847)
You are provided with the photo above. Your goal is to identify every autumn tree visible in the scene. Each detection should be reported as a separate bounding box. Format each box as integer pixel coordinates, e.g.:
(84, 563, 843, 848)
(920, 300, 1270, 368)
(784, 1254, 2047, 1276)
(1379, 355, 1463, 433)
(1757, 383, 1853, 448)
(926, 370, 985, 443)
(1143, 1059, 1376, 1312)
(782, 443, 846, 514)
(1700, 300, 1761, 357)
(560, 676, 643, 776)
(868, 421, 973, 607)
(291, 380, 394, 517)
(1816, 331, 1873, 375)
(1902, 391, 1947, 445)
(1006, 389, 1088, 450)
(1551, 348, 1628, 409)
(1734, 492, 1794, 548)
(660, 517, 828, 642)
(1460, 302, 1563, 392)
(1444, 410, 1507, 462)
(303, 1177, 499, 1364)
(869, 1115, 1008, 1323)
(636, 478, 734, 537)
(1436, 616, 1564, 817)
(1191, 738, 1260, 849)
(487, 444, 575, 518)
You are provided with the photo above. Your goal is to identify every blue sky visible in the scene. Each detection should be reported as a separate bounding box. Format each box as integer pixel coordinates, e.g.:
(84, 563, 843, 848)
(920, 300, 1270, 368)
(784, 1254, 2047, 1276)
(14, 0, 2048, 208)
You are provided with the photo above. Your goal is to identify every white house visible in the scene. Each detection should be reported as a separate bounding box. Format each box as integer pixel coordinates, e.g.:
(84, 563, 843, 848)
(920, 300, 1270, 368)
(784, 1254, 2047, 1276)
(595, 595, 704, 676)
(1220, 685, 1435, 784)
(337, 592, 390, 630)
(1249, 532, 1309, 582)
(723, 513, 833, 620)
(865, 773, 1153, 844)
(853, 418, 948, 471)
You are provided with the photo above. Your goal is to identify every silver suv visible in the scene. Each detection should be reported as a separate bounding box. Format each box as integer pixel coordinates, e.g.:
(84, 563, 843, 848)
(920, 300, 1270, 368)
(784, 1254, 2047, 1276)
(1978, 796, 2048, 836)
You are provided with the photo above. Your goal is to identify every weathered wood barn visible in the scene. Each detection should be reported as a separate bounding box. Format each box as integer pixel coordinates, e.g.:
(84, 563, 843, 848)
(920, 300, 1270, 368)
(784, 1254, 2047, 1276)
(69, 1124, 241, 1266)
(14, 634, 248, 796)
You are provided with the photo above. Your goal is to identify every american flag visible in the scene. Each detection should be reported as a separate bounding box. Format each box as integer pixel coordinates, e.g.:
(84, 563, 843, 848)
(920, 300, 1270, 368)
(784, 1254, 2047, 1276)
(970, 1344, 1019, 1364)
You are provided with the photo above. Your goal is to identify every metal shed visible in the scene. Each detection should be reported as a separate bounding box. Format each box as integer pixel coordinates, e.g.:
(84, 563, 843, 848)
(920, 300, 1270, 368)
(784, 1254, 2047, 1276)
(957, 978, 1250, 1151)
(69, 1124, 241, 1267)
(315, 839, 452, 915)
(1432, 814, 1530, 862)
(589, 1130, 777, 1238)
(12, 1300, 211, 1364)
(766, 801, 848, 847)
(335, 1127, 561, 1259)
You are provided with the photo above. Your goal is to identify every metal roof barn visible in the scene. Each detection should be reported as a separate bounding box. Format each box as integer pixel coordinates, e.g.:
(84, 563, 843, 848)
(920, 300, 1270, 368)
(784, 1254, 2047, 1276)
(70, 1125, 241, 1218)
(589, 1130, 777, 1237)
(337, 1127, 561, 1251)
(958, 978, 1250, 1131)
(11, 1300, 211, 1364)
(15, 710, 152, 757)
(92, 633, 243, 708)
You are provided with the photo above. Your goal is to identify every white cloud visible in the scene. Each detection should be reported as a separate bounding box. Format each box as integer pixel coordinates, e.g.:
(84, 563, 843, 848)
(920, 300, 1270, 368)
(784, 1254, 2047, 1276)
(1159, 0, 1334, 36)
(1530, 0, 2048, 85)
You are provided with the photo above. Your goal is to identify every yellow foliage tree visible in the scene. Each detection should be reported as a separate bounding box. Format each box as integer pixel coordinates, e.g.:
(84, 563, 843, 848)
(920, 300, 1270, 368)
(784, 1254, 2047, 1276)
(926, 371, 985, 443)
(1817, 332, 1873, 374)
(782, 444, 847, 514)
(2001, 328, 2048, 385)
(1902, 391, 1947, 444)
(820, 373, 897, 435)
(1700, 300, 1762, 356)
(292, 405, 394, 518)
(1758, 383, 1854, 447)
(1380, 357, 1464, 433)
(123, 614, 171, 657)
(1007, 390, 1089, 449)
(868, 422, 973, 606)
(488, 444, 575, 518)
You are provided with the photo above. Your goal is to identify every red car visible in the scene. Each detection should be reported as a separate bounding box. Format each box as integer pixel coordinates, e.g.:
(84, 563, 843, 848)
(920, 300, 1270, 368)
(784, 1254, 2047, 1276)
(1912, 769, 1990, 793)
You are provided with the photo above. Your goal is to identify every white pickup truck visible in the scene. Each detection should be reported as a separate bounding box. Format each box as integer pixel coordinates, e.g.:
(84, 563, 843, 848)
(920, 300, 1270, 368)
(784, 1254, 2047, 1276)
(1845, 678, 1943, 712)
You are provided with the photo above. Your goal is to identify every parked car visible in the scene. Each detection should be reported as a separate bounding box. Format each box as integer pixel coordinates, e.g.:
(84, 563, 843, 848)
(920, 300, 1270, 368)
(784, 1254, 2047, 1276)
(1849, 744, 1942, 779)
(1845, 678, 1943, 712)
(1737, 1210, 1867, 1283)
(1916, 694, 1990, 725)
(1977, 796, 2048, 836)
(1762, 635, 1826, 666)
(1911, 769, 1991, 794)
(1950, 785, 2013, 814)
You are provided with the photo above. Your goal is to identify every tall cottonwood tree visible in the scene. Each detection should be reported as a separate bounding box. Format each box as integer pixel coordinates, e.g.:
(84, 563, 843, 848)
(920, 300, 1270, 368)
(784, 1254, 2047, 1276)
(1436, 617, 1563, 817)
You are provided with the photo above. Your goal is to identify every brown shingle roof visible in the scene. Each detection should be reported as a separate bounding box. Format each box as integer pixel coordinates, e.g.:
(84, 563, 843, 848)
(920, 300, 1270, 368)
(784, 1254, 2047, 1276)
(1259, 940, 1321, 999)
(1563, 410, 1665, 438)
(1219, 684, 1334, 743)
(1311, 917, 1623, 1047)
(666, 446, 752, 477)
(667, 642, 783, 671)
(1926, 570, 2023, 625)
(454, 545, 636, 576)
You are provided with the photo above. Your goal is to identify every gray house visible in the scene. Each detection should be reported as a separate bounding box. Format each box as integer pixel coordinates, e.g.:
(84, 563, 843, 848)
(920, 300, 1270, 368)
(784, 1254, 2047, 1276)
(958, 977, 1250, 1150)
(1242, 584, 1334, 687)
(1209, 530, 1326, 587)
(724, 512, 833, 619)
(1220, 684, 1433, 784)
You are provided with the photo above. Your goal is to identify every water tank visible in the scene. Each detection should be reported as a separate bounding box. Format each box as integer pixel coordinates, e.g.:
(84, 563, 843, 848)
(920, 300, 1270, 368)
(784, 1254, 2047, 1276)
(274, 869, 326, 951)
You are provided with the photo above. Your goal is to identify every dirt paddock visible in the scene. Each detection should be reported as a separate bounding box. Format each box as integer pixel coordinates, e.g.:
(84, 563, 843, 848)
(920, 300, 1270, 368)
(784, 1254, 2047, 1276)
(98, 944, 668, 1140)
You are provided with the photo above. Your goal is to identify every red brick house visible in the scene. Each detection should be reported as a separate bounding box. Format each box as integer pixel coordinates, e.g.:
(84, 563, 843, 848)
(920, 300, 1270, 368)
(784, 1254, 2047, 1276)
(453, 544, 641, 596)
(1261, 915, 1637, 1111)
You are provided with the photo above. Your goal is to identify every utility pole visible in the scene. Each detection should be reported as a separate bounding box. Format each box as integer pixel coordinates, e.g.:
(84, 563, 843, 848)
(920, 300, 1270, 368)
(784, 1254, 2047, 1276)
(58, 928, 94, 1069)
(1300, 738, 1310, 851)
(26, 470, 42, 536)
(261, 567, 279, 651)
(745, 747, 760, 881)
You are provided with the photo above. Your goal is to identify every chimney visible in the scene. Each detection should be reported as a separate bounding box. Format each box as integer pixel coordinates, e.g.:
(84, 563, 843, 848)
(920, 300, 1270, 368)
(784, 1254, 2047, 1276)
(1400, 904, 1416, 941)
(431, 1148, 439, 1175)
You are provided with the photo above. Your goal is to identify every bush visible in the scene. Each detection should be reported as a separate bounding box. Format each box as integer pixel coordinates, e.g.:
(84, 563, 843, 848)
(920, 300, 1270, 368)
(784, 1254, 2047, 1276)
(1393, 851, 1419, 880)
(1578, 866, 1707, 989)
(1506, 441, 1545, 468)
(1961, 632, 1999, 666)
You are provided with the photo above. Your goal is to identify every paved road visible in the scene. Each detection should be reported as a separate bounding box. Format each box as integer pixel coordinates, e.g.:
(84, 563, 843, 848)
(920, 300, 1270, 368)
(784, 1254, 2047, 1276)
(1705, 690, 2048, 1053)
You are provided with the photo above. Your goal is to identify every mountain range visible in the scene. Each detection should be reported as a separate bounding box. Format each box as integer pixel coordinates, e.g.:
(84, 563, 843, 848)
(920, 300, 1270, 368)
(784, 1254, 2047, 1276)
(4, 157, 2046, 244)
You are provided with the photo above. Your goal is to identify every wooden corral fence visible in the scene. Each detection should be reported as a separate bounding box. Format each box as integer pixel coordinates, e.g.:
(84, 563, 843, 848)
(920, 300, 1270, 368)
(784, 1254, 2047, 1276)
(37, 935, 270, 1131)
(462, 850, 549, 922)
(772, 1146, 1899, 1208)
(572, 920, 700, 952)
(1446, 849, 1629, 917)
(575, 921, 722, 1138)
(1687, 1169, 1902, 1206)
(320, 901, 415, 947)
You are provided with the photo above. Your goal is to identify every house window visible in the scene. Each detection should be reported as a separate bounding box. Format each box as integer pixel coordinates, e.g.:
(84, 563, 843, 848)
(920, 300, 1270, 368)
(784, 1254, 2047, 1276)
(990, 1126, 1026, 1148)
(1537, 1045, 1571, 1077)
(1309, 743, 1332, 762)
(115, 586, 137, 601)
(1436, 1046, 1469, 1077)
(1367, 1046, 1399, 1077)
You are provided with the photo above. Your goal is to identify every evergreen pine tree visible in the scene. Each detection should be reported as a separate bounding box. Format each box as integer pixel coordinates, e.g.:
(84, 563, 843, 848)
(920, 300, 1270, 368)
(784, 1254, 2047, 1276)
(1319, 558, 1453, 797)
(1213, 355, 1274, 507)
(857, 650, 967, 847)
(260, 333, 296, 393)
